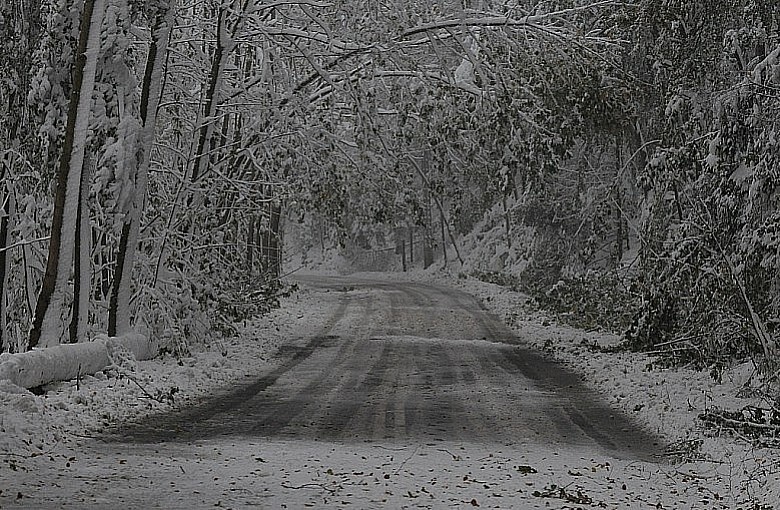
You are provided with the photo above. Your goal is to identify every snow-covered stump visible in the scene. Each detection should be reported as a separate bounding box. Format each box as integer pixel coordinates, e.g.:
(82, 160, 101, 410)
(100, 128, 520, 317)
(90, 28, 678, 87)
(0, 334, 158, 389)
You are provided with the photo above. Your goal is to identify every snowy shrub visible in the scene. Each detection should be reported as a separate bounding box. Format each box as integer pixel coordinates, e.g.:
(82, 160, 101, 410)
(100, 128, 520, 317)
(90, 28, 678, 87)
(534, 272, 639, 333)
(474, 270, 639, 334)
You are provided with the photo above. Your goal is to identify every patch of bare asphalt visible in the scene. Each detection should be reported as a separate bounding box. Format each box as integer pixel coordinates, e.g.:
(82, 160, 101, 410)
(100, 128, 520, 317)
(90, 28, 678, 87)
(103, 274, 664, 461)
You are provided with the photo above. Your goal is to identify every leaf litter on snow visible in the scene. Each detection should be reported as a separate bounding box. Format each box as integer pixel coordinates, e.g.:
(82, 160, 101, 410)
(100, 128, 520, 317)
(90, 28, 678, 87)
(437, 270, 780, 507)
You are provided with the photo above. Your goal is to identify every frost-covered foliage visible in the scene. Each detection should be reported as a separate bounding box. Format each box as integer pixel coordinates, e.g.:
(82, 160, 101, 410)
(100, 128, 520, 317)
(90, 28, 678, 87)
(3, 0, 778, 389)
(623, 1, 780, 372)
(304, 0, 780, 379)
(2, 0, 296, 354)
(26, 0, 79, 165)
(292, 0, 634, 270)
(446, 1, 780, 378)
(0, 157, 49, 353)
(1, 0, 62, 352)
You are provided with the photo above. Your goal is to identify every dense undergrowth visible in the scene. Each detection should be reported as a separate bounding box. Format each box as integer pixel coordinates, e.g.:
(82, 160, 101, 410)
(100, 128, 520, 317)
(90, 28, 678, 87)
(472, 270, 638, 335)
(473, 267, 778, 386)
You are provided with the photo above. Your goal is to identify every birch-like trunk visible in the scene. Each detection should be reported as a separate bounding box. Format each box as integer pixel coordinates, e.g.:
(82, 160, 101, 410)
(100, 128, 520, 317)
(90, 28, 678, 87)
(109, 0, 177, 336)
(0, 186, 14, 352)
(29, 0, 106, 349)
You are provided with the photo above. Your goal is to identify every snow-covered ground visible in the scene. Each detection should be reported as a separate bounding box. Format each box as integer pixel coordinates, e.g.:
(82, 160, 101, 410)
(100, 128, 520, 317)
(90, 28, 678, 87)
(0, 285, 337, 458)
(1, 270, 778, 508)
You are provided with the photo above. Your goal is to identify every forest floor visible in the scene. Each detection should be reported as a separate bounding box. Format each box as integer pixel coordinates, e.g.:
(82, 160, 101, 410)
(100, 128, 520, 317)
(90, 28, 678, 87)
(0, 270, 778, 508)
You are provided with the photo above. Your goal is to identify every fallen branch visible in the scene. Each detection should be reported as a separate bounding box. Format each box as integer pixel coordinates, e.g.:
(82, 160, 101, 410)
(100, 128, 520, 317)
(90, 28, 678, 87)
(532, 482, 592, 505)
(281, 482, 337, 494)
(394, 444, 421, 474)
(120, 371, 175, 404)
(652, 335, 702, 349)
(644, 346, 696, 356)
(700, 406, 780, 439)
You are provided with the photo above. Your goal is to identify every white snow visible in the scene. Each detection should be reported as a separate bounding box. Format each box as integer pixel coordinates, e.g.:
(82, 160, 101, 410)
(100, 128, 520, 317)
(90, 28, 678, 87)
(38, 0, 108, 349)
(434, 270, 780, 505)
(0, 286, 333, 456)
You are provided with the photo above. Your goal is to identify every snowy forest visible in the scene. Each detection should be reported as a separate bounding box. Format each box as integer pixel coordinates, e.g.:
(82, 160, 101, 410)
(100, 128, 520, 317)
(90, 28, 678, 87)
(1, 0, 780, 386)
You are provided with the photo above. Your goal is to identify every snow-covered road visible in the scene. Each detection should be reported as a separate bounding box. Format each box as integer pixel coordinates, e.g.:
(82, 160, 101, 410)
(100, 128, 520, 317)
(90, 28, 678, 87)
(1, 273, 766, 508)
(108, 274, 661, 459)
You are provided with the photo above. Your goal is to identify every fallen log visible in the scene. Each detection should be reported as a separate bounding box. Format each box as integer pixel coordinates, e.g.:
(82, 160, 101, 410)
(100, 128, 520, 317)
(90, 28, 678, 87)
(0, 333, 158, 389)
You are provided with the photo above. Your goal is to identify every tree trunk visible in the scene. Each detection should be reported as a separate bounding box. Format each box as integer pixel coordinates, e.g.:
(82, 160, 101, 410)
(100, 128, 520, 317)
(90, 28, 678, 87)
(1, 185, 14, 352)
(246, 216, 255, 274)
(109, 0, 177, 336)
(408, 226, 414, 266)
(423, 190, 434, 269)
(394, 227, 405, 272)
(502, 193, 512, 249)
(191, 5, 234, 183)
(319, 218, 325, 254)
(21, 243, 34, 320)
(0, 332, 157, 389)
(29, 0, 106, 349)
(440, 210, 448, 268)
(93, 228, 112, 301)
(264, 203, 282, 279)
(423, 233, 434, 269)
(69, 155, 91, 343)
(614, 136, 623, 268)
(254, 216, 268, 276)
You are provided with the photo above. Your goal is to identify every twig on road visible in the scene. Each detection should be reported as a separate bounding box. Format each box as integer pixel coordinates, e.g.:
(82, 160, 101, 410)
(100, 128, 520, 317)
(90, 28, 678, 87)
(372, 445, 408, 451)
(281, 481, 337, 494)
(437, 448, 463, 461)
(394, 444, 422, 475)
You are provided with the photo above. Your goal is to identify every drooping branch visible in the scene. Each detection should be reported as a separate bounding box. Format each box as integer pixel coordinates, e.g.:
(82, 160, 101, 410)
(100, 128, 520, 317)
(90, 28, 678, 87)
(404, 155, 464, 266)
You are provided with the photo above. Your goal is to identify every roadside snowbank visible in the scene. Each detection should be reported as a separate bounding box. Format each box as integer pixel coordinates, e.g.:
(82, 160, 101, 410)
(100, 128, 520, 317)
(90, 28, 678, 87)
(0, 270, 778, 508)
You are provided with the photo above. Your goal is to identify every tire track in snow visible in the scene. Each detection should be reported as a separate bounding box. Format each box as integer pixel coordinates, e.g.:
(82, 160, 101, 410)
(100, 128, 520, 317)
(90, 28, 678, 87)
(105, 274, 664, 463)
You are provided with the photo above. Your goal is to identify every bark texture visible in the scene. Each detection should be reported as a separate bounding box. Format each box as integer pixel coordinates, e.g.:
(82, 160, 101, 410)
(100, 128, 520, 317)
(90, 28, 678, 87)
(0, 188, 14, 351)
